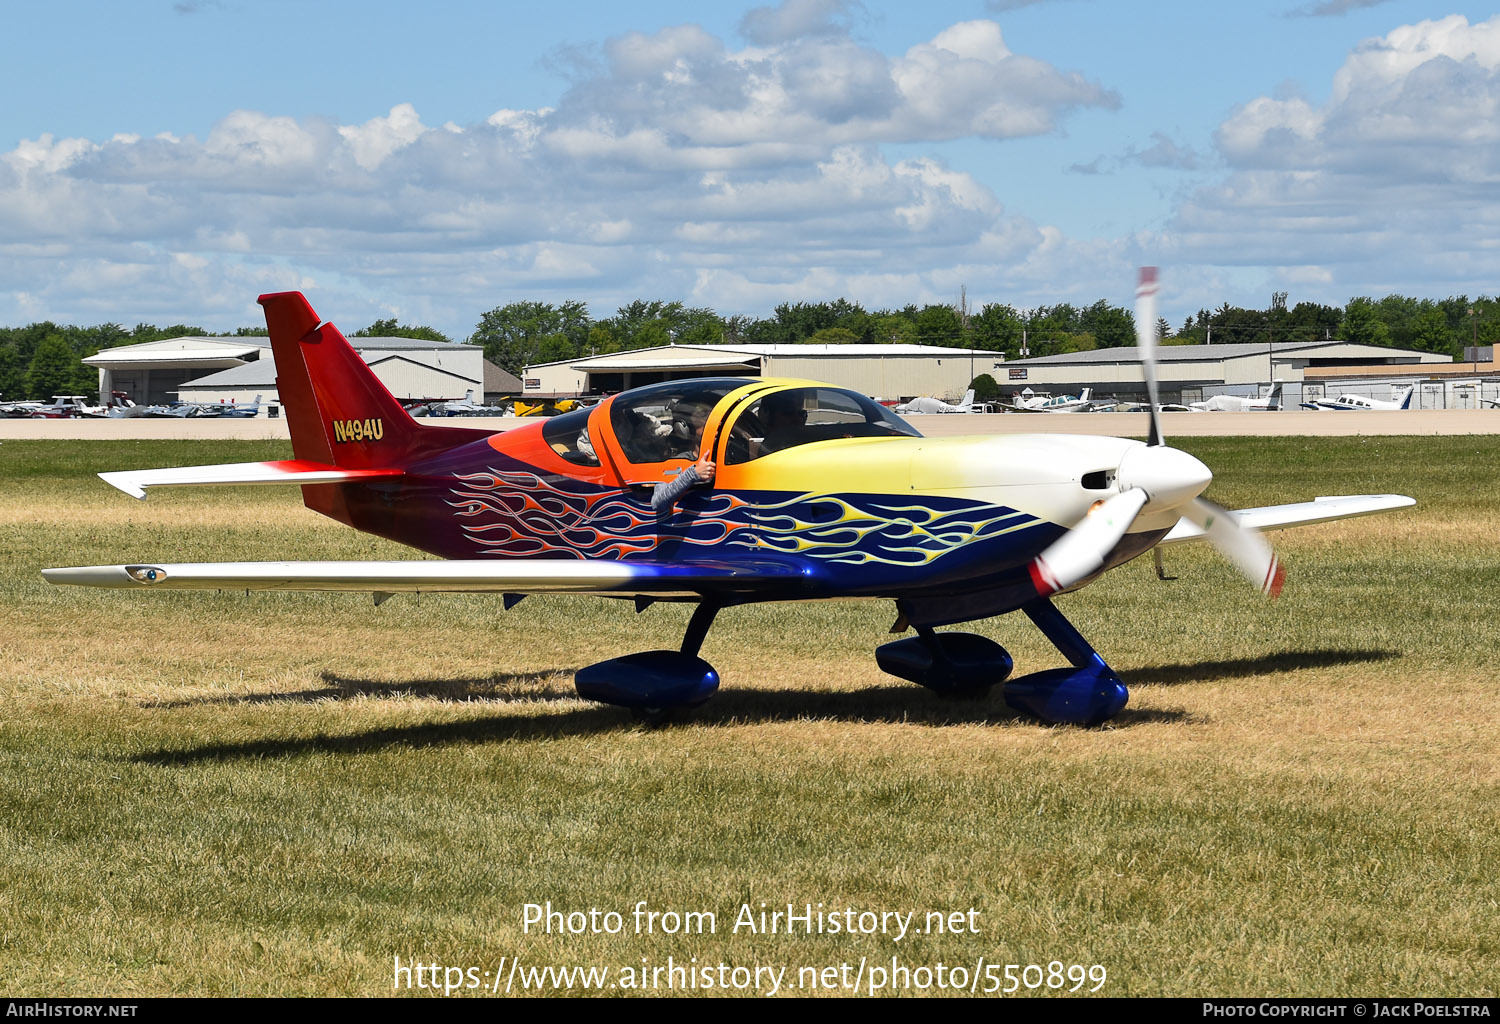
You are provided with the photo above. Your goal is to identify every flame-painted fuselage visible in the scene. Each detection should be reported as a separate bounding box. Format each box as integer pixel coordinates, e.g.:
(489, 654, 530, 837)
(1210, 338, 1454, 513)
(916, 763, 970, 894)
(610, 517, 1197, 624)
(311, 402, 1164, 619)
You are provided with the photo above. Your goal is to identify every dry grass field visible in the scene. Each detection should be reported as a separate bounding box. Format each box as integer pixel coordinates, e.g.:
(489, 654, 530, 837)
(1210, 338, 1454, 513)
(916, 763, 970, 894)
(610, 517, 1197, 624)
(0, 436, 1496, 997)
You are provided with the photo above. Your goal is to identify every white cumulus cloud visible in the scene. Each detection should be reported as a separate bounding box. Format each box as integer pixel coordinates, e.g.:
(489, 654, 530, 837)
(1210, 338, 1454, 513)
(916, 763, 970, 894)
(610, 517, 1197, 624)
(0, 13, 1120, 334)
(1170, 14, 1500, 301)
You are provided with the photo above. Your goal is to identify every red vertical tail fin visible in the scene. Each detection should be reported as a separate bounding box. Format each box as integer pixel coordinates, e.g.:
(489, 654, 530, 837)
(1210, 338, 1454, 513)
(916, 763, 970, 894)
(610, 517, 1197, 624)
(258, 291, 423, 470)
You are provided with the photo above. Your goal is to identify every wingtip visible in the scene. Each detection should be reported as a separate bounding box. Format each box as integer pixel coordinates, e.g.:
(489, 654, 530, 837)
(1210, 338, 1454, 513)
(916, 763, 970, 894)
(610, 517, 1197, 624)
(98, 471, 147, 500)
(41, 565, 133, 587)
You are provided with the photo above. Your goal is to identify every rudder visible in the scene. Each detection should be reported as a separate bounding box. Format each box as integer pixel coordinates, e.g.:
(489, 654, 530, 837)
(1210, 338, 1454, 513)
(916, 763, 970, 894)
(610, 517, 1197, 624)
(258, 291, 421, 470)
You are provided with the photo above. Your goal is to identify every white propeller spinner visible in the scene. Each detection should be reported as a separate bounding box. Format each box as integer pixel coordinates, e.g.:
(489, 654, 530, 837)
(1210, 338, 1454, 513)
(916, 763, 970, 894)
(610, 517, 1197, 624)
(1028, 268, 1284, 599)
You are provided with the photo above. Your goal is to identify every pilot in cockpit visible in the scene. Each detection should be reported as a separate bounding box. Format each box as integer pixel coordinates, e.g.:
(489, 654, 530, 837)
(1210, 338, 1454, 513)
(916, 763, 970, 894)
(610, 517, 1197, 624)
(752, 394, 808, 458)
(669, 400, 713, 460)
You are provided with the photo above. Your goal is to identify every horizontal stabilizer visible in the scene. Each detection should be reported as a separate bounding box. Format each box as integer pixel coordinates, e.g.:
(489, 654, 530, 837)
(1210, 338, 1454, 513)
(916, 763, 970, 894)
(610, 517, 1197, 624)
(100, 460, 404, 500)
(43, 557, 807, 597)
(1161, 494, 1414, 545)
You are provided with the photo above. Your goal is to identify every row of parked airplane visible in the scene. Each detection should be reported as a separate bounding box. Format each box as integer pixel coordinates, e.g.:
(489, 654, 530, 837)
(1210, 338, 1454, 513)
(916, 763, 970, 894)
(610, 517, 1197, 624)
(0, 393, 264, 419)
(895, 386, 1270, 414)
(893, 382, 1428, 414)
(408, 391, 601, 418)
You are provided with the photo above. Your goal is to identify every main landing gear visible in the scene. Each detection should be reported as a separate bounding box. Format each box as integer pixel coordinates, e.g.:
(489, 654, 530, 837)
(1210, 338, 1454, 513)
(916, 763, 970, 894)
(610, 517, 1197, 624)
(573, 600, 723, 723)
(877, 597, 1128, 726)
(573, 595, 1128, 728)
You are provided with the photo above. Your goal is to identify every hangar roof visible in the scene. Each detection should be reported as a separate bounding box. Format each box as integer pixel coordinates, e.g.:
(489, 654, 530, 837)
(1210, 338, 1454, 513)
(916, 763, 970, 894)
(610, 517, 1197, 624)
(1008, 340, 1450, 365)
(531, 341, 990, 372)
(484, 360, 522, 393)
(181, 353, 480, 390)
(173, 360, 278, 388)
(85, 334, 473, 366)
(572, 353, 759, 372)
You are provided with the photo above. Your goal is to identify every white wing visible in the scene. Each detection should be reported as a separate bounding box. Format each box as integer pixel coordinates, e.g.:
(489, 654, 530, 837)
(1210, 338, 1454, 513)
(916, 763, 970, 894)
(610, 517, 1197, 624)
(1160, 494, 1414, 545)
(43, 558, 806, 598)
(99, 460, 402, 500)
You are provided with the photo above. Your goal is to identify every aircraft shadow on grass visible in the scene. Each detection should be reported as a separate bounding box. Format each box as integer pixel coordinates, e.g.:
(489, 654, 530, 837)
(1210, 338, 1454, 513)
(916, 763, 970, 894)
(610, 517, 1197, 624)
(142, 669, 575, 708)
(127, 646, 1396, 765)
(1127, 647, 1398, 686)
(129, 681, 1196, 765)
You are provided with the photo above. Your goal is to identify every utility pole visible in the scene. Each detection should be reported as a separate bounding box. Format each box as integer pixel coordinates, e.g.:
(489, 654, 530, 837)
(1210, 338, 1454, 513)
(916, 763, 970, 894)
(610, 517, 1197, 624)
(1470, 307, 1480, 374)
(960, 285, 972, 384)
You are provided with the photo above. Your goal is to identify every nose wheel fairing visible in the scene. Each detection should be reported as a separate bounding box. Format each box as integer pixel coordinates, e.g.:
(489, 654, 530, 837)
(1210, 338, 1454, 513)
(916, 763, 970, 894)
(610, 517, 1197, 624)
(876, 597, 1129, 726)
(1003, 597, 1128, 726)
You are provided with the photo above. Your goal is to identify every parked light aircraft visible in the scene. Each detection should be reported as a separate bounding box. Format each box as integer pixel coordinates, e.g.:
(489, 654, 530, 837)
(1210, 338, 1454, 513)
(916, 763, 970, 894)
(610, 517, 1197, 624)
(1116, 402, 1202, 414)
(895, 389, 980, 414)
(208, 394, 264, 419)
(0, 395, 45, 417)
(1191, 383, 1284, 412)
(157, 394, 263, 419)
(141, 402, 209, 418)
(1304, 385, 1416, 411)
(26, 395, 105, 418)
(44, 277, 1414, 726)
(103, 392, 145, 418)
(1011, 389, 1095, 413)
(422, 390, 510, 417)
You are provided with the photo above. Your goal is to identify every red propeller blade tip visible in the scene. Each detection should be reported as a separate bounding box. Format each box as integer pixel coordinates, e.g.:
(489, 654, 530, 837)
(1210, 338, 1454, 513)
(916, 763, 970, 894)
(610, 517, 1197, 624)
(1265, 558, 1286, 600)
(1028, 559, 1060, 597)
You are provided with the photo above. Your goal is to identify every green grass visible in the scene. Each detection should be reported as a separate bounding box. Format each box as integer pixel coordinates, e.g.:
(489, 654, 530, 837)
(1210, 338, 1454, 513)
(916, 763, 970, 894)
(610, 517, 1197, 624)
(0, 438, 1497, 997)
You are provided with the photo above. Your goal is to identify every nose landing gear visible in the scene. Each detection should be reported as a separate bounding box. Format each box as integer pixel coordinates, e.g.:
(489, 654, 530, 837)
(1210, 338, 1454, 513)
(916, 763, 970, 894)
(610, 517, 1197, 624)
(878, 597, 1128, 726)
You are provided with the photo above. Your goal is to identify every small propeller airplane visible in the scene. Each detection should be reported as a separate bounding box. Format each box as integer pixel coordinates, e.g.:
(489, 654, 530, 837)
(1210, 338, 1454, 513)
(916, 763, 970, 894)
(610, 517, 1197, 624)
(1010, 388, 1097, 413)
(1190, 382, 1284, 412)
(25, 395, 105, 419)
(421, 390, 511, 417)
(895, 389, 982, 415)
(1303, 384, 1416, 411)
(43, 272, 1414, 726)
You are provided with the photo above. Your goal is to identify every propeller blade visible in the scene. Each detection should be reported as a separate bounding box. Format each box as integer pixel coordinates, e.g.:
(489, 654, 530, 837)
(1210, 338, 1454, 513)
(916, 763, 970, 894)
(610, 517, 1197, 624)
(1136, 266, 1164, 447)
(1029, 488, 1149, 596)
(1182, 497, 1285, 598)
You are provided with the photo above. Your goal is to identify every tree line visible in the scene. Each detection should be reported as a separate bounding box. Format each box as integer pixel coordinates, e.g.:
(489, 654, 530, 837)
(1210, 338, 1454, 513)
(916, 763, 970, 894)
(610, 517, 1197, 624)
(2, 293, 1495, 401)
(471, 292, 1500, 376)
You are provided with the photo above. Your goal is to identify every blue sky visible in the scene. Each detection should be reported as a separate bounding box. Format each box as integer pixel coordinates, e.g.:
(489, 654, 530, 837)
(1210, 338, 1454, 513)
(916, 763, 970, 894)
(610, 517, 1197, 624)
(3, 0, 1497, 339)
